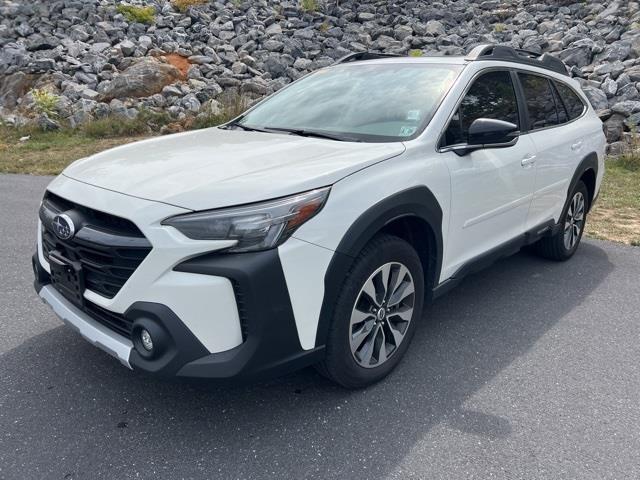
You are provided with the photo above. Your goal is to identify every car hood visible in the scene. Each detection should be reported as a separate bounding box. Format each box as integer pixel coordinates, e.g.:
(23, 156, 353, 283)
(63, 127, 406, 211)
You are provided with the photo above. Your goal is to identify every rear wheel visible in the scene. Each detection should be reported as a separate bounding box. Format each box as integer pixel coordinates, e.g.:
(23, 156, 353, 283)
(317, 234, 424, 388)
(534, 180, 588, 261)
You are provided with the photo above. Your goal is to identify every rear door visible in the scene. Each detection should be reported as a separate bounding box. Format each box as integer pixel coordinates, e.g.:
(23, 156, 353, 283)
(517, 73, 587, 229)
(438, 69, 537, 278)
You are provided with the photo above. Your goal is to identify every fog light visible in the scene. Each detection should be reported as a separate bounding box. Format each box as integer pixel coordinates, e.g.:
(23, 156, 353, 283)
(140, 329, 153, 351)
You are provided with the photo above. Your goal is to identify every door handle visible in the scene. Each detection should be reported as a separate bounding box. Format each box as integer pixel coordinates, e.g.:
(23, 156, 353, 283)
(571, 141, 583, 151)
(521, 154, 536, 167)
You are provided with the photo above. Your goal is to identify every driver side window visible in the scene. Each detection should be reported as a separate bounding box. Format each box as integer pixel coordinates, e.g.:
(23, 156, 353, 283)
(443, 70, 519, 147)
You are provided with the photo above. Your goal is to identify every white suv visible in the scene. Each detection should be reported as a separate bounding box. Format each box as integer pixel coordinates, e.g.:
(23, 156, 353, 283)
(33, 45, 606, 388)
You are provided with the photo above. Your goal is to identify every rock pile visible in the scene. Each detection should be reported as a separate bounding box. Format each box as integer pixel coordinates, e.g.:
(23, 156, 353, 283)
(0, 0, 639, 149)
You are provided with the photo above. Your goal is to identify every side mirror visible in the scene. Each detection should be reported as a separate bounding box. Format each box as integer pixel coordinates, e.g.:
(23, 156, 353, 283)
(467, 118, 519, 146)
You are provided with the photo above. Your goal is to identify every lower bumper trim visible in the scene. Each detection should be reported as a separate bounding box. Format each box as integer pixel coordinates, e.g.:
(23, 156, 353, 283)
(39, 285, 133, 368)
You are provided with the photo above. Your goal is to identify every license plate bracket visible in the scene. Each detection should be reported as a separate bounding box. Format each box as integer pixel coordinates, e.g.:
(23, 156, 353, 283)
(49, 252, 85, 308)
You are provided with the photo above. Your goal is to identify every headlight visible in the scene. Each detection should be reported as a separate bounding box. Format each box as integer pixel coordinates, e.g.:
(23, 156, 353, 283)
(162, 187, 330, 253)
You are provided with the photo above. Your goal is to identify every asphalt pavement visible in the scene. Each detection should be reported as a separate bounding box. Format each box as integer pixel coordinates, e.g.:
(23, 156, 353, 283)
(1, 173, 639, 480)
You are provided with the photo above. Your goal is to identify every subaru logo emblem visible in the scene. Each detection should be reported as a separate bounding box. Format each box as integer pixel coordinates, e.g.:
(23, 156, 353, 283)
(52, 214, 75, 240)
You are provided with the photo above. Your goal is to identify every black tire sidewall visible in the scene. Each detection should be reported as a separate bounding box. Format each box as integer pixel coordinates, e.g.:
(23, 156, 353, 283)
(323, 235, 425, 388)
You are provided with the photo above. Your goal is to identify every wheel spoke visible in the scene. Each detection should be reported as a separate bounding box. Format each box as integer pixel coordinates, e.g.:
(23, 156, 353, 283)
(358, 325, 379, 365)
(388, 277, 414, 307)
(390, 305, 413, 322)
(362, 278, 380, 307)
(377, 328, 387, 364)
(385, 320, 405, 347)
(351, 322, 373, 351)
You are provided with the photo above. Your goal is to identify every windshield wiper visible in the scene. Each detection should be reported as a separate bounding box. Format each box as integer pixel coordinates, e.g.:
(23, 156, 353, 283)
(263, 127, 361, 142)
(222, 120, 271, 133)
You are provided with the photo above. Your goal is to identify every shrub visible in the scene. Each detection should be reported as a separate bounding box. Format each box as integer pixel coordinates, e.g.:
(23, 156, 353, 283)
(408, 49, 423, 57)
(494, 23, 506, 32)
(318, 21, 330, 32)
(300, 0, 318, 12)
(171, 0, 208, 12)
(30, 89, 59, 118)
(116, 4, 156, 24)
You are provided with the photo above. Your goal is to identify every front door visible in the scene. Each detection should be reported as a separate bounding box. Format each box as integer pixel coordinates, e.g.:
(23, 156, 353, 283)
(438, 70, 537, 279)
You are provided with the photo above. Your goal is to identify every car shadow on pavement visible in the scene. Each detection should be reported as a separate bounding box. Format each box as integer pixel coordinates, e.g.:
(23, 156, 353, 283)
(0, 242, 613, 479)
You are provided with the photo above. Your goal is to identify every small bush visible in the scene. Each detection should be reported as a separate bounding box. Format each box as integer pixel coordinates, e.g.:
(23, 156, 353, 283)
(116, 4, 156, 24)
(408, 49, 423, 57)
(318, 21, 330, 32)
(300, 0, 318, 12)
(494, 23, 506, 32)
(30, 89, 59, 118)
(171, 0, 208, 12)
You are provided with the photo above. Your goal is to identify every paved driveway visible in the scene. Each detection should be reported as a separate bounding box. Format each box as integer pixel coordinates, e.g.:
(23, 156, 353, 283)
(1, 174, 639, 480)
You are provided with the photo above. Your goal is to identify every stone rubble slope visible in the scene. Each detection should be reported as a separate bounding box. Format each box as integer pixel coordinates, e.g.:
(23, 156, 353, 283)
(0, 0, 639, 149)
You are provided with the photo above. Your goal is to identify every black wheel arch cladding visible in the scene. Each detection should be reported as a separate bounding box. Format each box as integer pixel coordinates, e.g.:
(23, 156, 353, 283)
(315, 185, 443, 348)
(569, 152, 599, 212)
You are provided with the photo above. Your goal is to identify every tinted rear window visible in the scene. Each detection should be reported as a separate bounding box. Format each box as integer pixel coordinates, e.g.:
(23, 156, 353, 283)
(519, 73, 558, 130)
(554, 81, 586, 120)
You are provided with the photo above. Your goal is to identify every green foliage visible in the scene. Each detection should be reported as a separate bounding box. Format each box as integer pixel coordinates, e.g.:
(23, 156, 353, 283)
(171, 0, 208, 13)
(82, 109, 171, 138)
(318, 21, 330, 32)
(408, 49, 423, 57)
(300, 0, 318, 12)
(230, 0, 242, 7)
(30, 89, 59, 118)
(493, 23, 506, 33)
(116, 4, 156, 24)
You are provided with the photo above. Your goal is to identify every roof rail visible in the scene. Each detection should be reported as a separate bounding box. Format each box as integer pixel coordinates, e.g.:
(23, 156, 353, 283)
(465, 44, 569, 76)
(333, 52, 403, 65)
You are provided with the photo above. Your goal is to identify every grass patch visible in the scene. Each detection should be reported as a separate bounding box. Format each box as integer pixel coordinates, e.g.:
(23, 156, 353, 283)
(116, 4, 156, 24)
(81, 110, 171, 138)
(493, 23, 506, 33)
(408, 49, 423, 57)
(0, 125, 146, 176)
(586, 161, 640, 246)
(171, 0, 208, 12)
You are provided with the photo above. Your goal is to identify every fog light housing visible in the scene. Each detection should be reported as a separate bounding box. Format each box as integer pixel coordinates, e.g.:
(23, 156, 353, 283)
(140, 329, 153, 351)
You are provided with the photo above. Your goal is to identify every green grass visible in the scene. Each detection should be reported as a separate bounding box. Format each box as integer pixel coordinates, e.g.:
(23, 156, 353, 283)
(586, 161, 640, 245)
(116, 4, 156, 23)
(408, 49, 423, 57)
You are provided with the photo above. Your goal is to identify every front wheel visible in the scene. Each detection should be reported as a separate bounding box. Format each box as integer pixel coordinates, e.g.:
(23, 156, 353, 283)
(316, 234, 424, 388)
(534, 180, 589, 261)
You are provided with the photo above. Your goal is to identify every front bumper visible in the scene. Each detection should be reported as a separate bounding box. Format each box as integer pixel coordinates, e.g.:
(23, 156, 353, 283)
(33, 249, 325, 381)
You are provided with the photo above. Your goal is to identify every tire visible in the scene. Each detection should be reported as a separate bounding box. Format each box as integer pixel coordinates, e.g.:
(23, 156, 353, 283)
(316, 234, 424, 388)
(534, 180, 589, 261)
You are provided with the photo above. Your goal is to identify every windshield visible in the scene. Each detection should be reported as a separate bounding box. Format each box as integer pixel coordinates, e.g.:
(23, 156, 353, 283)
(236, 63, 463, 142)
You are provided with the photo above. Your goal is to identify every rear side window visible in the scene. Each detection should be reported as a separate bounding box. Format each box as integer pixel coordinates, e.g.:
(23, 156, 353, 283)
(551, 84, 569, 124)
(519, 73, 559, 130)
(554, 81, 586, 120)
(443, 70, 519, 147)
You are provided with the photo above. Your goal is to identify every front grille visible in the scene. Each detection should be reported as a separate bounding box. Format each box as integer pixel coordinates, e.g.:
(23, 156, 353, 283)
(84, 300, 133, 338)
(40, 191, 152, 299)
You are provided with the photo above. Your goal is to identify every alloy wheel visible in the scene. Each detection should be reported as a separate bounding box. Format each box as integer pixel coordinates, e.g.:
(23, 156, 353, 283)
(564, 191, 585, 250)
(349, 262, 415, 368)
